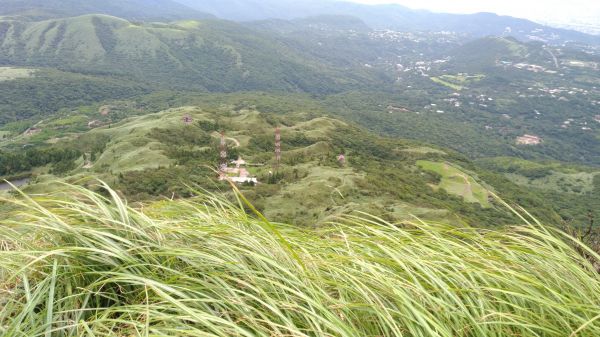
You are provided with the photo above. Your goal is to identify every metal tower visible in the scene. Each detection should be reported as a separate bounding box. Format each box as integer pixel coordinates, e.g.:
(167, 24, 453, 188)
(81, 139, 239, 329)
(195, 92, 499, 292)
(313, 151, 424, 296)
(274, 126, 281, 171)
(219, 131, 227, 172)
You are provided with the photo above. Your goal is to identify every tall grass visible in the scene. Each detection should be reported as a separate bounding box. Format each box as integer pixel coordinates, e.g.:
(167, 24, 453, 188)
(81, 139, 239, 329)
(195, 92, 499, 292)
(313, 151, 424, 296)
(1, 183, 600, 336)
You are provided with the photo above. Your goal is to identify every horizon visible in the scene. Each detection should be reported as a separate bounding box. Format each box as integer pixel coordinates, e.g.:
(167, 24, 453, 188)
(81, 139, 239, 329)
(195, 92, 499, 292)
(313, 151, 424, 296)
(347, 0, 600, 28)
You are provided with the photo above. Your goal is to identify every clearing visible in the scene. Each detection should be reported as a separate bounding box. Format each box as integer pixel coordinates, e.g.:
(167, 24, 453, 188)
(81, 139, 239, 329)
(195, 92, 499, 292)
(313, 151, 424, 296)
(0, 67, 36, 81)
(417, 160, 491, 207)
(430, 73, 485, 91)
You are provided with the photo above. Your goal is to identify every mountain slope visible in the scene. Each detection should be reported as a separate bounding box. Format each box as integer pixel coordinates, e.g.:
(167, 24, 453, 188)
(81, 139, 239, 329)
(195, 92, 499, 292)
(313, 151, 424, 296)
(178, 0, 600, 45)
(0, 0, 213, 21)
(0, 15, 389, 93)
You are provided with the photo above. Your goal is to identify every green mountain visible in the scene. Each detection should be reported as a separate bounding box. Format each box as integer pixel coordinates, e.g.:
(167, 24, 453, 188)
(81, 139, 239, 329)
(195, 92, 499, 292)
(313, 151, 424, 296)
(0, 15, 390, 93)
(0, 0, 213, 21)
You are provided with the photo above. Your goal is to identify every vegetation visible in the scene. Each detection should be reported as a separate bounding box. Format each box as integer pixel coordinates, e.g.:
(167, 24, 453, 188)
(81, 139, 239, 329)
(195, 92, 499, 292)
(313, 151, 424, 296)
(0, 0, 213, 21)
(1, 184, 600, 336)
(0, 69, 149, 125)
(0, 147, 80, 177)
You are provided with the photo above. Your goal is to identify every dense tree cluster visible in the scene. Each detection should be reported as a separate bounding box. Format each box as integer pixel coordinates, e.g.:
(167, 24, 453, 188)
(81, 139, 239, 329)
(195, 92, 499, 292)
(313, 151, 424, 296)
(0, 147, 80, 176)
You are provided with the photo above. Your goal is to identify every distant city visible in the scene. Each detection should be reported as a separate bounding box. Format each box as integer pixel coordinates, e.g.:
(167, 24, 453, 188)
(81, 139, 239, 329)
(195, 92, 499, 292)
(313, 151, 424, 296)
(542, 18, 600, 36)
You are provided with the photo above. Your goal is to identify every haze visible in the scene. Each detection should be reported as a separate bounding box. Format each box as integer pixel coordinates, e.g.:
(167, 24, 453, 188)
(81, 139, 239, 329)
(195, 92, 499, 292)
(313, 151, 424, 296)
(351, 0, 600, 27)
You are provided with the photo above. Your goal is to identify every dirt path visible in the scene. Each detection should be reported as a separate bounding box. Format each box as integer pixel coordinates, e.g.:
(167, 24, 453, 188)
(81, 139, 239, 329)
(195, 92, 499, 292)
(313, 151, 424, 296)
(226, 137, 240, 148)
(459, 174, 473, 198)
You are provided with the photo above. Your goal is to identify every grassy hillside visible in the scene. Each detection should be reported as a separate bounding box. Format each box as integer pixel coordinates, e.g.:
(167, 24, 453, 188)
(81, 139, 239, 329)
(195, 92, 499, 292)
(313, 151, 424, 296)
(1, 184, 600, 336)
(1, 93, 571, 227)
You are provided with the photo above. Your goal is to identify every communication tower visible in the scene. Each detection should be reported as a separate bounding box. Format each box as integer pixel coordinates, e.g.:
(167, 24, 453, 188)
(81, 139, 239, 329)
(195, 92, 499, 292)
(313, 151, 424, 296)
(219, 131, 227, 172)
(275, 127, 281, 171)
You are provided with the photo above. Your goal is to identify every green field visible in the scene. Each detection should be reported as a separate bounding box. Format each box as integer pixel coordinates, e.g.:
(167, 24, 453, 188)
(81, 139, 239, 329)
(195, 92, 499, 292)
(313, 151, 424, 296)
(417, 160, 491, 207)
(430, 73, 485, 90)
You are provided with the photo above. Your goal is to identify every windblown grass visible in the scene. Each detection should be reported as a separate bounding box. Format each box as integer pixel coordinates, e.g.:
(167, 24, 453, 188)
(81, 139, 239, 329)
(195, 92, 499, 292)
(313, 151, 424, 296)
(1, 183, 600, 336)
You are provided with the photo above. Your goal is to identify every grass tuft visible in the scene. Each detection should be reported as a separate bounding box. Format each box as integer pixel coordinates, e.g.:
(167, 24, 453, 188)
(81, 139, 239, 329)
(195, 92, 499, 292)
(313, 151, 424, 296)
(1, 184, 600, 336)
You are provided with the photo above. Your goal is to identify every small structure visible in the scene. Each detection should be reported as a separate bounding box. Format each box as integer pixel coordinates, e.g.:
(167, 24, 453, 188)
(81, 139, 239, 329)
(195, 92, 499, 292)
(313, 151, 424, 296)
(88, 120, 103, 128)
(594, 115, 600, 123)
(182, 114, 193, 125)
(232, 157, 246, 168)
(516, 134, 542, 145)
(337, 154, 346, 166)
(219, 156, 258, 184)
(230, 176, 258, 184)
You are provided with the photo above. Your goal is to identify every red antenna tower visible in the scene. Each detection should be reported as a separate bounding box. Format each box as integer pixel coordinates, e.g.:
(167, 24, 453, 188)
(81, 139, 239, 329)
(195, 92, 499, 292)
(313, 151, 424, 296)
(274, 126, 281, 171)
(219, 131, 227, 172)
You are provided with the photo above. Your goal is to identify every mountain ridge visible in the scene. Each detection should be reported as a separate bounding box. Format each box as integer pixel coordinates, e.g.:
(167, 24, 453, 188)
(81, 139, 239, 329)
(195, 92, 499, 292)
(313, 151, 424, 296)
(0, 0, 214, 21)
(177, 0, 600, 45)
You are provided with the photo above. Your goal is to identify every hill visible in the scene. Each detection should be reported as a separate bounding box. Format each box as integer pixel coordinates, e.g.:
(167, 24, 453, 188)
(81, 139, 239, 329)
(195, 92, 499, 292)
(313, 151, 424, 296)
(0, 0, 213, 21)
(0, 15, 391, 93)
(3, 92, 589, 227)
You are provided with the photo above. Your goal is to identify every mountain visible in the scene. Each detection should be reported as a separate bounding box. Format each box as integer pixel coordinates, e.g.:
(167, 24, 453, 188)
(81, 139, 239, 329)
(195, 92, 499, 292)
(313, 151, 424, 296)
(0, 14, 390, 93)
(177, 0, 600, 45)
(0, 0, 214, 21)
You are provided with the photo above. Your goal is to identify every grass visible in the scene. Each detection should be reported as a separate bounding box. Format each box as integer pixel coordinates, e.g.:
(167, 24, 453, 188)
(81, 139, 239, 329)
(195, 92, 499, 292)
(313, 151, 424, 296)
(430, 74, 485, 91)
(1, 183, 600, 336)
(0, 67, 36, 82)
(507, 172, 597, 194)
(430, 77, 464, 90)
(418, 160, 491, 207)
(400, 146, 446, 155)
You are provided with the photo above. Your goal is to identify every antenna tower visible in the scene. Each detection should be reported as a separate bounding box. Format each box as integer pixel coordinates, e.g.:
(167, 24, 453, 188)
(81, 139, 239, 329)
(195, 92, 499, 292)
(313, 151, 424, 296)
(219, 131, 227, 172)
(274, 126, 281, 171)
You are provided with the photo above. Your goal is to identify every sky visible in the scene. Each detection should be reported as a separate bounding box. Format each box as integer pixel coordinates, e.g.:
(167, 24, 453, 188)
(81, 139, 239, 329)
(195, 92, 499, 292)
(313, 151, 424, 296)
(349, 0, 600, 26)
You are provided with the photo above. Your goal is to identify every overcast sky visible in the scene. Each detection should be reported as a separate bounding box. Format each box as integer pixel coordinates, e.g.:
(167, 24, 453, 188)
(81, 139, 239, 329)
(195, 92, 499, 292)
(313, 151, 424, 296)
(349, 0, 600, 25)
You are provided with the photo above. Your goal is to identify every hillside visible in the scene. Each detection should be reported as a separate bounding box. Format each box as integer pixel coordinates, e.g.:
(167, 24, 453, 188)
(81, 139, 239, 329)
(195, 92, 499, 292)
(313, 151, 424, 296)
(0, 15, 390, 93)
(0, 0, 213, 21)
(4, 92, 589, 228)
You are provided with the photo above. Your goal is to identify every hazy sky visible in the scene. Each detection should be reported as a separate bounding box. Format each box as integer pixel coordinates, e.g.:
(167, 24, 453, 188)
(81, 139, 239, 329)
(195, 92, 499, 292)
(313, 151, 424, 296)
(349, 0, 600, 25)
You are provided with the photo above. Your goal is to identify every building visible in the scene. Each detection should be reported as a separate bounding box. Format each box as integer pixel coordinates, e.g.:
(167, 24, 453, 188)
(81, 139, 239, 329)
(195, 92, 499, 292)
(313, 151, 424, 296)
(219, 156, 259, 184)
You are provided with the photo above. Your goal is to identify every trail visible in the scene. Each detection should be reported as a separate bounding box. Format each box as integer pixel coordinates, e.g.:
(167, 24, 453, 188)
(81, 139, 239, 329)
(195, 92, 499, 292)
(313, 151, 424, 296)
(459, 174, 473, 198)
(545, 48, 559, 69)
(226, 137, 240, 148)
(443, 162, 472, 199)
